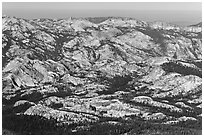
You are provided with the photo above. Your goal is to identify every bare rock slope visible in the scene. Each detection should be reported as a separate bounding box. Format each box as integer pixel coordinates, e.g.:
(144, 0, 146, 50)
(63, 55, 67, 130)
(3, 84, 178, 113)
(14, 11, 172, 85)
(2, 16, 202, 135)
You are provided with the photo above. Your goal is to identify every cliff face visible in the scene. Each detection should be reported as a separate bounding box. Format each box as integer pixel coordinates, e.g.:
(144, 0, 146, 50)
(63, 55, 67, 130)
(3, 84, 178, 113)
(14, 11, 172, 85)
(2, 16, 202, 135)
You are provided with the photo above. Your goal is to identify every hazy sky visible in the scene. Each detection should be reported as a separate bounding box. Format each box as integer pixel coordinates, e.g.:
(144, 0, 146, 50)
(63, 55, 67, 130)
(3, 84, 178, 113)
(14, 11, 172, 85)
(2, 2, 202, 26)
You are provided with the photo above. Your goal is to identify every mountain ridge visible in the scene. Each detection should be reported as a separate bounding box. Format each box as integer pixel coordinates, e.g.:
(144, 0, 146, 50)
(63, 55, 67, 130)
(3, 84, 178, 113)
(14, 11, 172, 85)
(2, 15, 202, 135)
(3, 15, 202, 28)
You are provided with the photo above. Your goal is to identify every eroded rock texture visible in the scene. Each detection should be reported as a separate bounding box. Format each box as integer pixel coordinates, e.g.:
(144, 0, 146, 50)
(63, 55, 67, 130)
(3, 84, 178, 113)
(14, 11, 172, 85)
(2, 16, 202, 135)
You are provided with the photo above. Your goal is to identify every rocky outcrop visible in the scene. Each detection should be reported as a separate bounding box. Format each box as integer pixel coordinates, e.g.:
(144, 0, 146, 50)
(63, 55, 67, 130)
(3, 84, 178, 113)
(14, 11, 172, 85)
(13, 100, 35, 113)
(24, 104, 99, 125)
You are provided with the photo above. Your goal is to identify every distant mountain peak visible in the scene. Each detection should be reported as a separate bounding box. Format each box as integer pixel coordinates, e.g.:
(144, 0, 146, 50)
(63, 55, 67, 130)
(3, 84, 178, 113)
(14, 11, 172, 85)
(189, 22, 202, 27)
